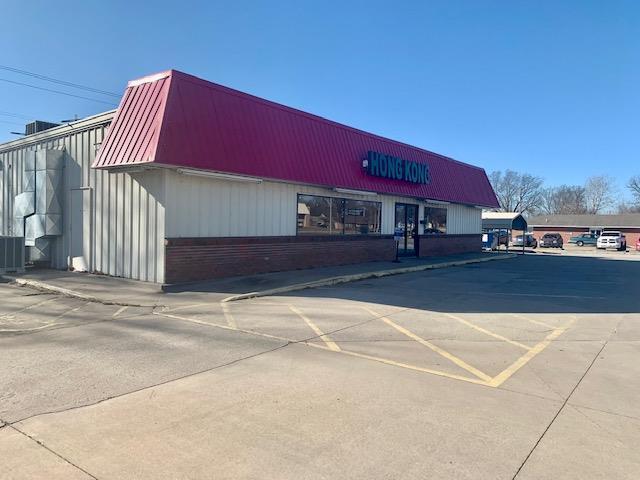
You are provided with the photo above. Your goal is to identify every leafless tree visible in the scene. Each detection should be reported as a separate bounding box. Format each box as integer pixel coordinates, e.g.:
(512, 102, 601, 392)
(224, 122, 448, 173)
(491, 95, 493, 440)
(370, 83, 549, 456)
(540, 185, 587, 214)
(489, 170, 544, 214)
(628, 175, 640, 204)
(617, 202, 640, 214)
(584, 175, 616, 214)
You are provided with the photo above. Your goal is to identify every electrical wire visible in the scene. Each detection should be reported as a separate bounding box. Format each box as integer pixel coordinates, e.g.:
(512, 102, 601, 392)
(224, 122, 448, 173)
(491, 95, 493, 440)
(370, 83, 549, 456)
(0, 78, 118, 106)
(0, 65, 120, 98)
(0, 110, 31, 120)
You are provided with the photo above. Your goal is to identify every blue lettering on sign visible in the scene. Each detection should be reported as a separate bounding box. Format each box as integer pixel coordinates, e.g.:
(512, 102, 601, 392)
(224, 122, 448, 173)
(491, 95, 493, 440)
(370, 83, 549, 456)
(366, 151, 430, 184)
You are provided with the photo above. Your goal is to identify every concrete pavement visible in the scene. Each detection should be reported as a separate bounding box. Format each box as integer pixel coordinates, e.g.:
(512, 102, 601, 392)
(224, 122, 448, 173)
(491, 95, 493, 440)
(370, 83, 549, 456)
(1, 254, 639, 479)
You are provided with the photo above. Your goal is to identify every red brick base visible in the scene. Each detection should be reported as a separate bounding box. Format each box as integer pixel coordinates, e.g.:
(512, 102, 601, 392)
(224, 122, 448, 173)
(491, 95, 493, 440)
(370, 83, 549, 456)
(417, 234, 481, 257)
(165, 235, 396, 283)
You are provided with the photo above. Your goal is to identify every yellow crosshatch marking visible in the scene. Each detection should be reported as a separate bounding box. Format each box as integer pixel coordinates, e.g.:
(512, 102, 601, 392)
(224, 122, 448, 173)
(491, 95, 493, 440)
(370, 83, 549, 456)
(361, 307, 492, 382)
(154, 302, 575, 389)
(288, 305, 341, 352)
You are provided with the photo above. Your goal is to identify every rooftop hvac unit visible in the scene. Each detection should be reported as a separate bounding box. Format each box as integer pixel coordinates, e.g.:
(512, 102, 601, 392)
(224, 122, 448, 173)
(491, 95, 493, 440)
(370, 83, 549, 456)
(25, 120, 60, 136)
(0, 237, 25, 274)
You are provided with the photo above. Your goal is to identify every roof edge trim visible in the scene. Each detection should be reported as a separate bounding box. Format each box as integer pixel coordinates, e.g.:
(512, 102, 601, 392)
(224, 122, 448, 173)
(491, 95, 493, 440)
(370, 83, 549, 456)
(128, 71, 172, 88)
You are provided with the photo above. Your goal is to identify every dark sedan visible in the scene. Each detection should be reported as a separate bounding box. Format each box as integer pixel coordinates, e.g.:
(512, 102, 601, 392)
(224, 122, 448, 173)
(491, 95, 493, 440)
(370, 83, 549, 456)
(512, 234, 538, 248)
(539, 233, 564, 248)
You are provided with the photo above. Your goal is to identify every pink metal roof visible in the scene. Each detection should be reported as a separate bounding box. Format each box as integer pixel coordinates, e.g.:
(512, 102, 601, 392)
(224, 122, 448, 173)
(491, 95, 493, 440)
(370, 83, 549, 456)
(94, 70, 499, 207)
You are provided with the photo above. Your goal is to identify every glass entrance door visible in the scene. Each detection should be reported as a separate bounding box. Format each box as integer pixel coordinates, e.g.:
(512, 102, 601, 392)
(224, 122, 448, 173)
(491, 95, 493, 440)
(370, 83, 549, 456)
(395, 203, 419, 255)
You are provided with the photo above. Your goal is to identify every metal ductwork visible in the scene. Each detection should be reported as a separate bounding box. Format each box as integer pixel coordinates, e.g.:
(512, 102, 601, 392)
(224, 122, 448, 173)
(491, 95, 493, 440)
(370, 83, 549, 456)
(13, 148, 64, 263)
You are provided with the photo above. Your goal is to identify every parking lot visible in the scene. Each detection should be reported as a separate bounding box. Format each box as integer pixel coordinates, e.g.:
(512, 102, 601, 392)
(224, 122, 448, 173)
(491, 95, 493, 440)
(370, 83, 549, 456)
(1, 253, 639, 479)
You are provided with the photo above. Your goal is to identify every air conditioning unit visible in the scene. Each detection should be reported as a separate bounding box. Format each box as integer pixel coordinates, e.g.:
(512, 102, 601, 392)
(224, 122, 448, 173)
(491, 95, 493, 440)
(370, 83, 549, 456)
(0, 236, 25, 274)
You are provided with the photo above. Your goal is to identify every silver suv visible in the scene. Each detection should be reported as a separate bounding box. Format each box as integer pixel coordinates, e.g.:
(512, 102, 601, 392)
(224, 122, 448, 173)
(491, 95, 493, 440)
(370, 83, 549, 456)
(596, 231, 627, 251)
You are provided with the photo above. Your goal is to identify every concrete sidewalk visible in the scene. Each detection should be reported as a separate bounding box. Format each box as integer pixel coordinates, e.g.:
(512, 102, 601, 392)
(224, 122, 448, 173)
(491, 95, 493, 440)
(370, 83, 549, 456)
(3, 252, 515, 306)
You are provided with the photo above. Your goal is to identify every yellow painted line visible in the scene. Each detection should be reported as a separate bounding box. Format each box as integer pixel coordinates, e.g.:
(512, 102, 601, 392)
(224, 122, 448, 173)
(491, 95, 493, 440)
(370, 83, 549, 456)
(288, 305, 341, 352)
(303, 341, 489, 386)
(163, 303, 213, 313)
(510, 313, 556, 330)
(0, 303, 86, 333)
(0, 297, 59, 320)
(220, 302, 237, 328)
(154, 311, 288, 343)
(363, 307, 492, 383)
(112, 306, 128, 318)
(441, 312, 531, 351)
(488, 318, 576, 387)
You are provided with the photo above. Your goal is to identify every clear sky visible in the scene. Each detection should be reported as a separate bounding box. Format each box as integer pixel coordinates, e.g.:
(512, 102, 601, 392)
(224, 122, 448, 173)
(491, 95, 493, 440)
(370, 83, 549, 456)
(1, 0, 638, 200)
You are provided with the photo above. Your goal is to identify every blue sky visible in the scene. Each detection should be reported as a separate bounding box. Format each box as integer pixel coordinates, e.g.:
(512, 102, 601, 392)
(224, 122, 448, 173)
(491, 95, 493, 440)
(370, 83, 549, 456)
(1, 0, 638, 200)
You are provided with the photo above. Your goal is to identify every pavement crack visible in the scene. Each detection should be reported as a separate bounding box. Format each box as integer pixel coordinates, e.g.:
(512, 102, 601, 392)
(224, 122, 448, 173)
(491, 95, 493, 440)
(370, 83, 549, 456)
(8, 341, 290, 426)
(511, 339, 609, 479)
(8, 424, 99, 479)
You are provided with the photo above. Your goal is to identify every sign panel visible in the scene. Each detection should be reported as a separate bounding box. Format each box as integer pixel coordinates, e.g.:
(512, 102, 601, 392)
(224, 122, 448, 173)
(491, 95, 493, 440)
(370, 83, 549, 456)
(366, 151, 430, 185)
(394, 227, 404, 242)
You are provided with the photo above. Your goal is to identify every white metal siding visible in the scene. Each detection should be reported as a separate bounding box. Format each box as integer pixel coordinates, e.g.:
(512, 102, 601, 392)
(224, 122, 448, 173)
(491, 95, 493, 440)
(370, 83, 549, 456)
(445, 203, 482, 234)
(164, 170, 477, 238)
(0, 116, 165, 283)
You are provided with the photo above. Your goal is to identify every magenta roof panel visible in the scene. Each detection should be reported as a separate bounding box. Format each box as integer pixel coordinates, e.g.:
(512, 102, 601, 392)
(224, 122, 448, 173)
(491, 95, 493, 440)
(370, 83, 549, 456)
(94, 70, 499, 207)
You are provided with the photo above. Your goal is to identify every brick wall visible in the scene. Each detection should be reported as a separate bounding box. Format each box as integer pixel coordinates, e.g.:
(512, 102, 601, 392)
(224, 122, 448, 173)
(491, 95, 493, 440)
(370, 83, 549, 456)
(165, 235, 396, 283)
(417, 234, 481, 257)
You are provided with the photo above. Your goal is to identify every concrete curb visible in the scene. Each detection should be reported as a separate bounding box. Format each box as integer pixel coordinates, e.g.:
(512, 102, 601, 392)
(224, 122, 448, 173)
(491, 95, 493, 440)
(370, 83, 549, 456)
(6, 277, 158, 308)
(221, 254, 516, 303)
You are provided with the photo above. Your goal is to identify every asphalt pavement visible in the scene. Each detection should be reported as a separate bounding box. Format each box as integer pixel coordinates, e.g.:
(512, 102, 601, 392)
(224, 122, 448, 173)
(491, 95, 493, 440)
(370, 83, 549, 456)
(1, 253, 639, 479)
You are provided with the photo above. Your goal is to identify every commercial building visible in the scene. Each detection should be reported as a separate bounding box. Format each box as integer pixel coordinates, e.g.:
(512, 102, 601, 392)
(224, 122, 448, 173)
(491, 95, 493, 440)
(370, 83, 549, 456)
(0, 70, 498, 284)
(529, 214, 640, 246)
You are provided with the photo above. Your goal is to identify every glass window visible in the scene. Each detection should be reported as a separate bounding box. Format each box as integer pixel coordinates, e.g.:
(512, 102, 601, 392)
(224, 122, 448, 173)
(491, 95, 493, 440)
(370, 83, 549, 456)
(424, 207, 447, 233)
(297, 194, 381, 235)
(344, 199, 381, 235)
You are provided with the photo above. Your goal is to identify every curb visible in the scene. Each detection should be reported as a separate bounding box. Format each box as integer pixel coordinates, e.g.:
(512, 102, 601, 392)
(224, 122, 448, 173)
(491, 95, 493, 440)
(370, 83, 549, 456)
(6, 277, 158, 308)
(221, 254, 516, 302)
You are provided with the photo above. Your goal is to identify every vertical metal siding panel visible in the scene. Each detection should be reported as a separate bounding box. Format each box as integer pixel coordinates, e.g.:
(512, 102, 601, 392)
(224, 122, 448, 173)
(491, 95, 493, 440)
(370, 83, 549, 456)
(108, 172, 116, 276)
(139, 185, 148, 281)
(147, 179, 157, 282)
(131, 179, 140, 280)
(123, 174, 131, 278)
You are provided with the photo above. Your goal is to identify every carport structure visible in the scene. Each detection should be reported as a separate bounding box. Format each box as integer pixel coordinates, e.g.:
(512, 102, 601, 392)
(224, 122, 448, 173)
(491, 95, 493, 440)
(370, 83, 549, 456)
(482, 212, 528, 253)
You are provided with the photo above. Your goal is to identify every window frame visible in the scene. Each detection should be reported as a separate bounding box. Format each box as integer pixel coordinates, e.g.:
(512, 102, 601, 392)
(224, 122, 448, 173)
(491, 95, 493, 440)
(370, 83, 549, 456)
(296, 193, 382, 236)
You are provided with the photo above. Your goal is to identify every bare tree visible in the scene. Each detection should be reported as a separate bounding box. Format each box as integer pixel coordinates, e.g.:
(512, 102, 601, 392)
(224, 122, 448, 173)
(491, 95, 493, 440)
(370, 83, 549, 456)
(617, 202, 640, 214)
(540, 185, 587, 214)
(584, 175, 616, 214)
(489, 170, 544, 214)
(628, 175, 640, 204)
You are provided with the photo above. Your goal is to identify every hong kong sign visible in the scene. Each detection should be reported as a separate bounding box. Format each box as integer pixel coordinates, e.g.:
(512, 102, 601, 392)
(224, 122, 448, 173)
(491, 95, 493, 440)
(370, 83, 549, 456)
(365, 151, 430, 184)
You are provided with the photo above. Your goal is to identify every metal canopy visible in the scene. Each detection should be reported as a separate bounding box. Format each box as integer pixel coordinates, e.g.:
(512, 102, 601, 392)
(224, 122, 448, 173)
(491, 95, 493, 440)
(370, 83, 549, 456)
(482, 212, 528, 231)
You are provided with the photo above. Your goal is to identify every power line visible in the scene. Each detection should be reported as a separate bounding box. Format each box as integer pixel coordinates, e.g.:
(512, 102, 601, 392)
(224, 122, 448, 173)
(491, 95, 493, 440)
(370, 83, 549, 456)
(0, 65, 121, 98)
(0, 78, 118, 107)
(0, 110, 32, 120)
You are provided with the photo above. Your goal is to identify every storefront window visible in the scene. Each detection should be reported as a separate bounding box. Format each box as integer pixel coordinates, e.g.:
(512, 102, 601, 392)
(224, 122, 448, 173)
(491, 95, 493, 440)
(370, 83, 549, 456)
(424, 207, 447, 233)
(297, 194, 381, 235)
(344, 199, 381, 235)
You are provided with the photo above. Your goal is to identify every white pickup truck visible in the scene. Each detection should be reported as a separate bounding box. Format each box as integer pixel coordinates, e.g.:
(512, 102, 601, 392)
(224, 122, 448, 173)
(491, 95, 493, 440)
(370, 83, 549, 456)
(596, 231, 627, 251)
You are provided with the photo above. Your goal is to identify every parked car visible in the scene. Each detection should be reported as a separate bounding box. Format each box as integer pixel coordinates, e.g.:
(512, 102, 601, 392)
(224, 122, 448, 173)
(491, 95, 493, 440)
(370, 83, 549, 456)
(495, 229, 509, 247)
(596, 231, 627, 251)
(512, 234, 537, 248)
(539, 233, 563, 248)
(568, 233, 598, 247)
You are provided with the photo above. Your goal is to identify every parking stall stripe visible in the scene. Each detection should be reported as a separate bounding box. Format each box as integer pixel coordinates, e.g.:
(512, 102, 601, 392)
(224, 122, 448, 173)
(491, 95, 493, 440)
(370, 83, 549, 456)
(441, 313, 531, 351)
(288, 305, 341, 352)
(0, 297, 59, 320)
(509, 313, 556, 330)
(220, 302, 238, 329)
(112, 306, 128, 318)
(488, 318, 576, 388)
(362, 307, 493, 383)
